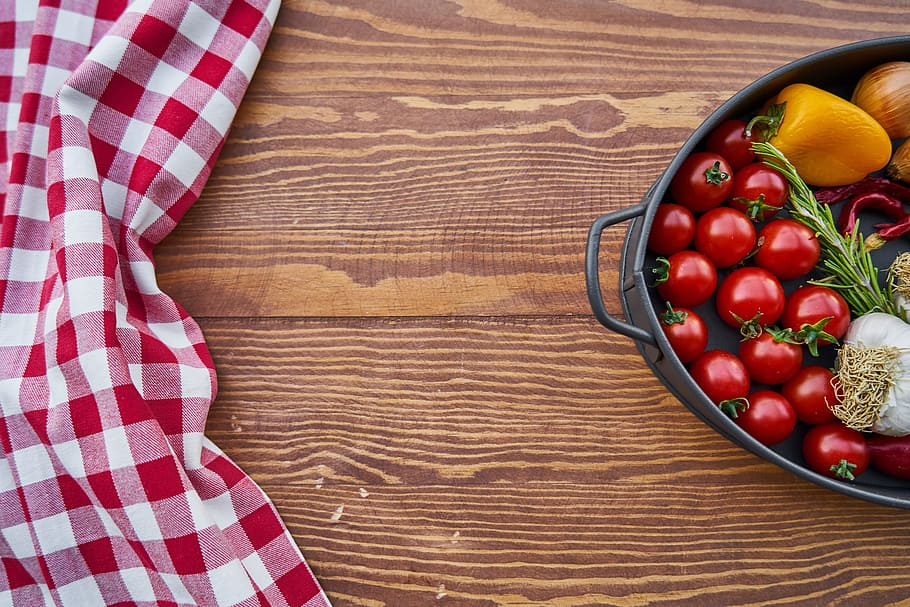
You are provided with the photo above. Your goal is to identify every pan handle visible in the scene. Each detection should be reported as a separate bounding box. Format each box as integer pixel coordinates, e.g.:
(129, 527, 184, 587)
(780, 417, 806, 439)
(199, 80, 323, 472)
(585, 202, 657, 346)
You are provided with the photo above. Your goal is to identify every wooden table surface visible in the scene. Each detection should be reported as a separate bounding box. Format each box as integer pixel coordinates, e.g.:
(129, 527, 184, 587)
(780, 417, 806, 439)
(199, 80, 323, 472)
(156, 2, 910, 605)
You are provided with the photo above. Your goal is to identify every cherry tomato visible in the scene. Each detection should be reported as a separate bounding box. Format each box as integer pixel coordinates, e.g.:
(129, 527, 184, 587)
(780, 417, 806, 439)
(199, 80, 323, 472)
(802, 422, 869, 481)
(669, 152, 734, 213)
(688, 350, 751, 413)
(735, 390, 796, 446)
(694, 206, 756, 268)
(753, 218, 820, 280)
(659, 304, 708, 363)
(654, 250, 717, 308)
(715, 267, 785, 330)
(648, 203, 695, 255)
(781, 285, 851, 354)
(781, 365, 838, 425)
(738, 330, 803, 386)
(704, 119, 755, 171)
(728, 163, 789, 221)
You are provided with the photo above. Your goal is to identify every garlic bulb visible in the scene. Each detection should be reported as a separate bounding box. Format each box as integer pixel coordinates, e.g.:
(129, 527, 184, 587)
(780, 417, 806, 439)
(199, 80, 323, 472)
(851, 61, 910, 139)
(835, 312, 910, 436)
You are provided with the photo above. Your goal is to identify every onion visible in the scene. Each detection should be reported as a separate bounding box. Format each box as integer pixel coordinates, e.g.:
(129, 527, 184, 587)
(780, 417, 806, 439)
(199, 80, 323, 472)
(888, 138, 910, 184)
(851, 61, 910, 139)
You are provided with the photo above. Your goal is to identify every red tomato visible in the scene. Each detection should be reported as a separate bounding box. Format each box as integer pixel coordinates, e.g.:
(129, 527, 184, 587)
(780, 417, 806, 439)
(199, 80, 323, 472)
(715, 267, 785, 330)
(694, 207, 756, 268)
(728, 163, 789, 221)
(659, 304, 708, 363)
(669, 152, 734, 212)
(654, 250, 717, 308)
(735, 390, 797, 446)
(781, 365, 838, 425)
(781, 285, 851, 354)
(802, 422, 869, 481)
(738, 330, 803, 385)
(688, 350, 751, 411)
(753, 219, 820, 280)
(648, 203, 695, 255)
(704, 119, 755, 171)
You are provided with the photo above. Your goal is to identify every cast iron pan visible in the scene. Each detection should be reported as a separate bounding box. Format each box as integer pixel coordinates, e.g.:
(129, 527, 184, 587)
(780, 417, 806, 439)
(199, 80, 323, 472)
(586, 36, 910, 509)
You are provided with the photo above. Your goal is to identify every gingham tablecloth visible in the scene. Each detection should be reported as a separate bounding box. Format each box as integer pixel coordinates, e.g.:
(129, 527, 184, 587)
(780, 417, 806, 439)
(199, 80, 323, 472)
(0, 1, 330, 605)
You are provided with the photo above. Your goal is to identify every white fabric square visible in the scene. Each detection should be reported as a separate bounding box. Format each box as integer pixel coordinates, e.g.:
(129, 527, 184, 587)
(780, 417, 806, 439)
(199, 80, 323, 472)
(0, 454, 14, 491)
(0, 378, 23, 416)
(123, 501, 162, 541)
(241, 552, 273, 593)
(41, 65, 73, 98)
(8, 248, 50, 282)
(163, 141, 206, 188)
(179, 364, 212, 400)
(13, 444, 56, 486)
(57, 85, 99, 125)
(79, 347, 114, 393)
(127, 363, 144, 396)
(234, 39, 262, 81)
(0, 312, 39, 347)
(17, 185, 50, 221)
(56, 575, 105, 605)
(200, 489, 240, 531)
(53, 9, 97, 46)
(128, 260, 160, 295)
(66, 276, 105, 317)
(61, 145, 100, 180)
(5, 101, 20, 134)
(182, 431, 204, 470)
(144, 60, 186, 97)
(148, 320, 191, 349)
(200, 88, 235, 136)
(53, 439, 87, 478)
(209, 561, 256, 606)
(87, 34, 130, 71)
(130, 195, 165, 234)
(103, 425, 135, 471)
(100, 178, 128, 222)
(33, 511, 78, 554)
(118, 567, 158, 601)
(159, 572, 195, 605)
(119, 118, 153, 155)
(15, 0, 38, 20)
(29, 123, 49, 159)
(62, 209, 104, 245)
(179, 4, 222, 52)
(2, 522, 37, 558)
(46, 364, 69, 407)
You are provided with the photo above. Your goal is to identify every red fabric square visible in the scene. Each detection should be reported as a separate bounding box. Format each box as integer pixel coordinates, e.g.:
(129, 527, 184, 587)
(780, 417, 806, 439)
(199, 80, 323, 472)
(0, 76, 11, 103)
(90, 133, 120, 178)
(99, 73, 145, 118)
(240, 504, 285, 550)
(2, 558, 36, 590)
(87, 471, 123, 509)
(155, 98, 197, 139)
(0, 23, 16, 51)
(70, 393, 104, 438)
(95, 0, 128, 21)
(18, 92, 40, 124)
(204, 453, 247, 490)
(128, 155, 162, 196)
(27, 34, 53, 65)
(222, 1, 263, 38)
(191, 51, 232, 89)
(114, 384, 152, 426)
(136, 456, 184, 502)
(164, 534, 207, 575)
(131, 14, 177, 59)
(79, 537, 119, 575)
(55, 319, 79, 364)
(58, 474, 93, 511)
(275, 563, 322, 603)
(23, 408, 49, 444)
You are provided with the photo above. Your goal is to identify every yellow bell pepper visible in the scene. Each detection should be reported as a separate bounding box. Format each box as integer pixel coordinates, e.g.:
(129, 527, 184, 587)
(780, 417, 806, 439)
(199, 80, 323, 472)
(747, 83, 892, 187)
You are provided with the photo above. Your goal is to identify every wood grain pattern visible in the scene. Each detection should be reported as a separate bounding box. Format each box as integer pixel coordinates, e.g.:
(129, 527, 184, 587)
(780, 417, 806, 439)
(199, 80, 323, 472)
(156, 1, 910, 605)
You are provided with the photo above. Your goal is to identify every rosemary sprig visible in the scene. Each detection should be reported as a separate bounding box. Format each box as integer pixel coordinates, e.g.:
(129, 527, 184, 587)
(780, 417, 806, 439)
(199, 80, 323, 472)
(751, 141, 896, 317)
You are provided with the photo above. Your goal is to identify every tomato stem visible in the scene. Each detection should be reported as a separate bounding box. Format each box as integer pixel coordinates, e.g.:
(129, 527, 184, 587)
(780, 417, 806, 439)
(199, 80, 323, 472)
(659, 302, 688, 325)
(703, 161, 730, 186)
(719, 397, 749, 419)
(652, 256, 671, 285)
(793, 316, 838, 357)
(829, 458, 858, 481)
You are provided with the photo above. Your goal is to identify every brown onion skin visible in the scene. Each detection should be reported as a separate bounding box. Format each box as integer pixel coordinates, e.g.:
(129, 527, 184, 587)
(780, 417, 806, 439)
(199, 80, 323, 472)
(867, 434, 910, 480)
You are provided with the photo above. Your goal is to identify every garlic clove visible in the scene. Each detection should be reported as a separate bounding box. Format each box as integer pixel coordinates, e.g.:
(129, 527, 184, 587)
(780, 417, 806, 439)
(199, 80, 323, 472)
(852, 61, 910, 139)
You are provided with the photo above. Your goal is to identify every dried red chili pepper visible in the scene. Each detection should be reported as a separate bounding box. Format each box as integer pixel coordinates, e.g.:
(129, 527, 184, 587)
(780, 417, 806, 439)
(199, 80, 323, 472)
(815, 176, 910, 205)
(837, 191, 906, 234)
(865, 213, 910, 250)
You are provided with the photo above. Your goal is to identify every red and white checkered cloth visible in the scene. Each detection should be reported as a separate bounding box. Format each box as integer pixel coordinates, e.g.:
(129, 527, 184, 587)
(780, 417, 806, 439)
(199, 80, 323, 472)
(0, 1, 330, 605)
